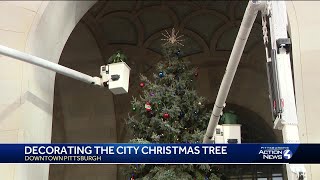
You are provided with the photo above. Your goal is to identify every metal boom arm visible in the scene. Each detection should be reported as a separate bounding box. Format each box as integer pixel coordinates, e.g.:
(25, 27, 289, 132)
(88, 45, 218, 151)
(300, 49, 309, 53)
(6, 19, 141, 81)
(0, 44, 101, 86)
(203, 1, 307, 179)
(203, 0, 266, 143)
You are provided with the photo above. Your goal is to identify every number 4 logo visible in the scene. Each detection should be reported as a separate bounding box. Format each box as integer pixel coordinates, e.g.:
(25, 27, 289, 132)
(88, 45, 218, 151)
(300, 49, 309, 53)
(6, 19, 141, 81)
(283, 150, 293, 159)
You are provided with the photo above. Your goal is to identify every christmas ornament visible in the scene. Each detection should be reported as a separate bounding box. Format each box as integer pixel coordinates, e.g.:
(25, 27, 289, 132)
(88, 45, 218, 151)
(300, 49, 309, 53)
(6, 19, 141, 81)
(198, 102, 202, 105)
(145, 102, 152, 111)
(163, 113, 170, 119)
(150, 92, 155, 96)
(179, 112, 185, 119)
(175, 50, 181, 57)
(139, 82, 145, 87)
(159, 72, 164, 78)
(132, 107, 136, 111)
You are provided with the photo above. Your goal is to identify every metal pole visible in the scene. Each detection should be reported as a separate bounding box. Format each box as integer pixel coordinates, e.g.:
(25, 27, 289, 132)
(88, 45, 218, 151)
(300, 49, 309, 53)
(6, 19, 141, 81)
(203, 0, 266, 143)
(0, 44, 96, 85)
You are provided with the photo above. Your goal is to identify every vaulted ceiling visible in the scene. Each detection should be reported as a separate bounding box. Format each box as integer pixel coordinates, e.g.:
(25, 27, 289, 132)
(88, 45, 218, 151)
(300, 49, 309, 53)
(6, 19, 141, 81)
(76, 1, 275, 143)
(51, 2, 279, 179)
(81, 0, 264, 60)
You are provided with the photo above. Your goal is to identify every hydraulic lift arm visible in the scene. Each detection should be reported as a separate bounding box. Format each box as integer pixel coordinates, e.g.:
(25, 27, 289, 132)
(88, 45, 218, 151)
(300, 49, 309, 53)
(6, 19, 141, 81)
(0, 44, 101, 86)
(264, 1, 306, 180)
(203, 1, 306, 179)
(203, 0, 266, 143)
(0, 44, 131, 95)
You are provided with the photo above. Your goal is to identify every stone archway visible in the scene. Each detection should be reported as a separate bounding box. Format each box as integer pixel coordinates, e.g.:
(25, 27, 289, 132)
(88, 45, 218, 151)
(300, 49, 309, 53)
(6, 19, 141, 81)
(25, 2, 97, 180)
(76, 0, 277, 144)
(48, 1, 282, 179)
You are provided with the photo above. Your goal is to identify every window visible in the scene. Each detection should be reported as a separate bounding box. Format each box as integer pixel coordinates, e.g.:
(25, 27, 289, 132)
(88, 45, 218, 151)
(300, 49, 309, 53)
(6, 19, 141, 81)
(221, 165, 284, 180)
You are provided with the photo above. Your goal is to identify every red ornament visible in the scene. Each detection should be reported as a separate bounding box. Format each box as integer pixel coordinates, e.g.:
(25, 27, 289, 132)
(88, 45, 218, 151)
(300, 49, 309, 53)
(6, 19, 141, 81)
(163, 113, 170, 119)
(139, 82, 145, 87)
(145, 102, 152, 111)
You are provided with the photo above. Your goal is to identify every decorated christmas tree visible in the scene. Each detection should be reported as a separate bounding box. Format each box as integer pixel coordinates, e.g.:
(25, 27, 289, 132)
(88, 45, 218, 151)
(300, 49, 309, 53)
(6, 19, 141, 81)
(124, 29, 222, 180)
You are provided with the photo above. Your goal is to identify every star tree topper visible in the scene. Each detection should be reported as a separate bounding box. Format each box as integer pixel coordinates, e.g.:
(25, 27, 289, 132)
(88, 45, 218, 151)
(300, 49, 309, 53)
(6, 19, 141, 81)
(161, 28, 184, 46)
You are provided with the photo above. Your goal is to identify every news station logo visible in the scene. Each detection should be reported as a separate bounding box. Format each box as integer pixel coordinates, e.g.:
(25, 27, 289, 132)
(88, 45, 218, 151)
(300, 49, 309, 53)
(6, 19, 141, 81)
(259, 147, 292, 160)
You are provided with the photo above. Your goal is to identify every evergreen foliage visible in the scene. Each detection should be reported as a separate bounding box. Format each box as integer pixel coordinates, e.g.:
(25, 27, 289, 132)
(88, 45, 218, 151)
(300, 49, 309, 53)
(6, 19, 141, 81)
(124, 36, 222, 180)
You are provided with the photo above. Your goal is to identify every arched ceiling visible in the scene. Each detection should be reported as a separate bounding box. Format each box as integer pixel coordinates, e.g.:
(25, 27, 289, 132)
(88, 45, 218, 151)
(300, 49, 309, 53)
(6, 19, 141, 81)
(81, 0, 264, 59)
(76, 1, 273, 143)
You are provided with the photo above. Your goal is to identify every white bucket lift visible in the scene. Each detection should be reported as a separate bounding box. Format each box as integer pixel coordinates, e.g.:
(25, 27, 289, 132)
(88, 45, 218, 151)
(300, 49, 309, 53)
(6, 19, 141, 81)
(100, 62, 131, 94)
(214, 124, 241, 144)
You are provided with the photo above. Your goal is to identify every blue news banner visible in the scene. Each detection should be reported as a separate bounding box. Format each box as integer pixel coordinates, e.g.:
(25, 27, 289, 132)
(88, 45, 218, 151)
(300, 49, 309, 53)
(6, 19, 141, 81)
(0, 144, 319, 164)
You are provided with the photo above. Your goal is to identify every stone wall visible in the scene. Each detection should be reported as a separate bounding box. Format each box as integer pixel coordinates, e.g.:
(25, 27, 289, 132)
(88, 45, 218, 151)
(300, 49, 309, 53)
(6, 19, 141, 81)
(0, 1, 96, 180)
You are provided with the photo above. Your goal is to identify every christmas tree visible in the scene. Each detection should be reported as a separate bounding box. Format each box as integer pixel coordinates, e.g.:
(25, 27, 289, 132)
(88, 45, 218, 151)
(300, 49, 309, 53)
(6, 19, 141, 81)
(125, 29, 221, 180)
